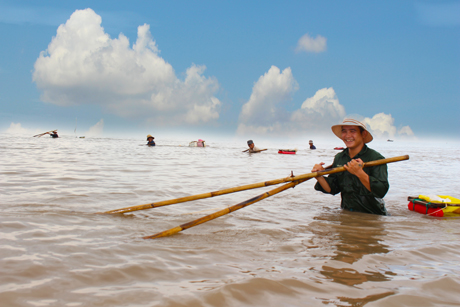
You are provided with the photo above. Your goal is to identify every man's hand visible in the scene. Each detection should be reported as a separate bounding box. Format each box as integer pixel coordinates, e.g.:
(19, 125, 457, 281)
(312, 162, 331, 192)
(344, 158, 371, 191)
(311, 162, 326, 173)
(344, 158, 364, 176)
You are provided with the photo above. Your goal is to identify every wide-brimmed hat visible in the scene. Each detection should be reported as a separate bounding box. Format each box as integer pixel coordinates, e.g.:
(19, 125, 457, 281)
(146, 134, 154, 140)
(331, 119, 373, 143)
(308, 140, 313, 143)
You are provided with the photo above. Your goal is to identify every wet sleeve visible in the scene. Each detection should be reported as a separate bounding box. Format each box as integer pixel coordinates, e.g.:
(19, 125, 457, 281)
(314, 173, 341, 195)
(368, 164, 389, 198)
(314, 157, 341, 195)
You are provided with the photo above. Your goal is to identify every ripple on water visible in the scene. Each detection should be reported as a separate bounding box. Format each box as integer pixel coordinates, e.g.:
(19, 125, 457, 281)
(0, 136, 459, 306)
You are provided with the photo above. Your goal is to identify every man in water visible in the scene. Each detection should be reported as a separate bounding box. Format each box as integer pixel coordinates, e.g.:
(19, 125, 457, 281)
(247, 140, 262, 153)
(146, 135, 155, 146)
(50, 131, 58, 138)
(311, 119, 389, 215)
(309, 140, 316, 149)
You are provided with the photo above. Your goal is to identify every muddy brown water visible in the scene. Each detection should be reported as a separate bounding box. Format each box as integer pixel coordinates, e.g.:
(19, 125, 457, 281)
(1, 135, 459, 306)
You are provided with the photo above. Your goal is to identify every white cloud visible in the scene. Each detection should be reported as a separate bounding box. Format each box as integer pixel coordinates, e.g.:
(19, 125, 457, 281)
(295, 33, 327, 53)
(362, 113, 397, 139)
(33, 8, 221, 126)
(237, 67, 414, 140)
(398, 125, 414, 137)
(237, 66, 298, 135)
(291, 87, 345, 131)
(6, 122, 30, 134)
(237, 68, 346, 136)
(86, 119, 104, 136)
(361, 113, 417, 139)
(4, 122, 50, 136)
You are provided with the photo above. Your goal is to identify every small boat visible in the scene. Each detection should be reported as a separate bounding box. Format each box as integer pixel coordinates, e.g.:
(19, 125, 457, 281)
(408, 195, 460, 217)
(189, 140, 206, 147)
(334, 147, 344, 150)
(387, 139, 394, 142)
(278, 149, 297, 154)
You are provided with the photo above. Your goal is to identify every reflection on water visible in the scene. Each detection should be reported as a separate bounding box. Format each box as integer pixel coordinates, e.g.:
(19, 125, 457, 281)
(335, 291, 395, 306)
(310, 210, 396, 305)
(322, 212, 390, 265)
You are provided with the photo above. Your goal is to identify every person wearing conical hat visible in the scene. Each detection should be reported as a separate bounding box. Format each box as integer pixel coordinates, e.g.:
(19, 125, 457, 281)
(146, 134, 155, 146)
(311, 118, 389, 215)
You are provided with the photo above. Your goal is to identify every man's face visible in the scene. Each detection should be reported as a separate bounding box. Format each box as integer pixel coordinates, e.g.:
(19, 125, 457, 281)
(248, 143, 254, 149)
(341, 125, 366, 149)
(148, 137, 153, 141)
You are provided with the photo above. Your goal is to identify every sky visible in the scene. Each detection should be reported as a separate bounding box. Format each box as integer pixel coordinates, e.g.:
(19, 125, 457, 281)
(0, 0, 459, 141)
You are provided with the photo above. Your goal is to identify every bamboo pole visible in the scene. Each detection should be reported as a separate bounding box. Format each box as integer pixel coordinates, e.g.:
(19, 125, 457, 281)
(102, 155, 409, 214)
(144, 155, 409, 239)
(242, 148, 267, 152)
(143, 178, 308, 239)
(33, 130, 57, 137)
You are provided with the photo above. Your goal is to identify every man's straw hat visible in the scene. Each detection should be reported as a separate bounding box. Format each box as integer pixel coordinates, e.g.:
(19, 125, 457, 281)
(331, 119, 373, 143)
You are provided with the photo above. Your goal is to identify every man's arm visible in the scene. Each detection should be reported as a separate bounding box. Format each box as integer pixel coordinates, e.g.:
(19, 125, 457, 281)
(312, 163, 331, 193)
(344, 158, 371, 191)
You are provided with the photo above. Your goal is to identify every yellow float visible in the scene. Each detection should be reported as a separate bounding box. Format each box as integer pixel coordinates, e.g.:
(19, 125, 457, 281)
(408, 195, 460, 217)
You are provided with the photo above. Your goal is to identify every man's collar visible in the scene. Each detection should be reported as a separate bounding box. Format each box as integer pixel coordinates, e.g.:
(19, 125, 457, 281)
(345, 144, 368, 158)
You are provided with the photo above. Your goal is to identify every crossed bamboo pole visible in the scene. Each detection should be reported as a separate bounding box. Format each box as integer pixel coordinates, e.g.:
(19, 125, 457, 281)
(143, 155, 409, 239)
(143, 178, 308, 239)
(102, 155, 409, 215)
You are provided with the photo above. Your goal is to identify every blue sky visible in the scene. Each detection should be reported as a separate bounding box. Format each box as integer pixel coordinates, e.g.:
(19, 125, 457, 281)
(0, 1, 459, 140)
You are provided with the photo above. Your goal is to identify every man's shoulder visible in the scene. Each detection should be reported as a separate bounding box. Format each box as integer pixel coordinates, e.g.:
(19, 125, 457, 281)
(332, 150, 348, 166)
(334, 149, 348, 159)
(364, 146, 385, 159)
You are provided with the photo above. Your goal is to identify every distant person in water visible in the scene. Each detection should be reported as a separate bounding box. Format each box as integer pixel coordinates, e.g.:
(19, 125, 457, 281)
(50, 131, 58, 138)
(197, 139, 206, 147)
(311, 118, 389, 215)
(309, 140, 316, 149)
(146, 135, 155, 146)
(247, 140, 262, 153)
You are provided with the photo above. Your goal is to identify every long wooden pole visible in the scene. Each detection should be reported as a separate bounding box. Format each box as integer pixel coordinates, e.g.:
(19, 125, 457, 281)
(33, 130, 57, 137)
(144, 155, 409, 239)
(143, 178, 308, 239)
(102, 155, 409, 214)
(242, 148, 267, 152)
